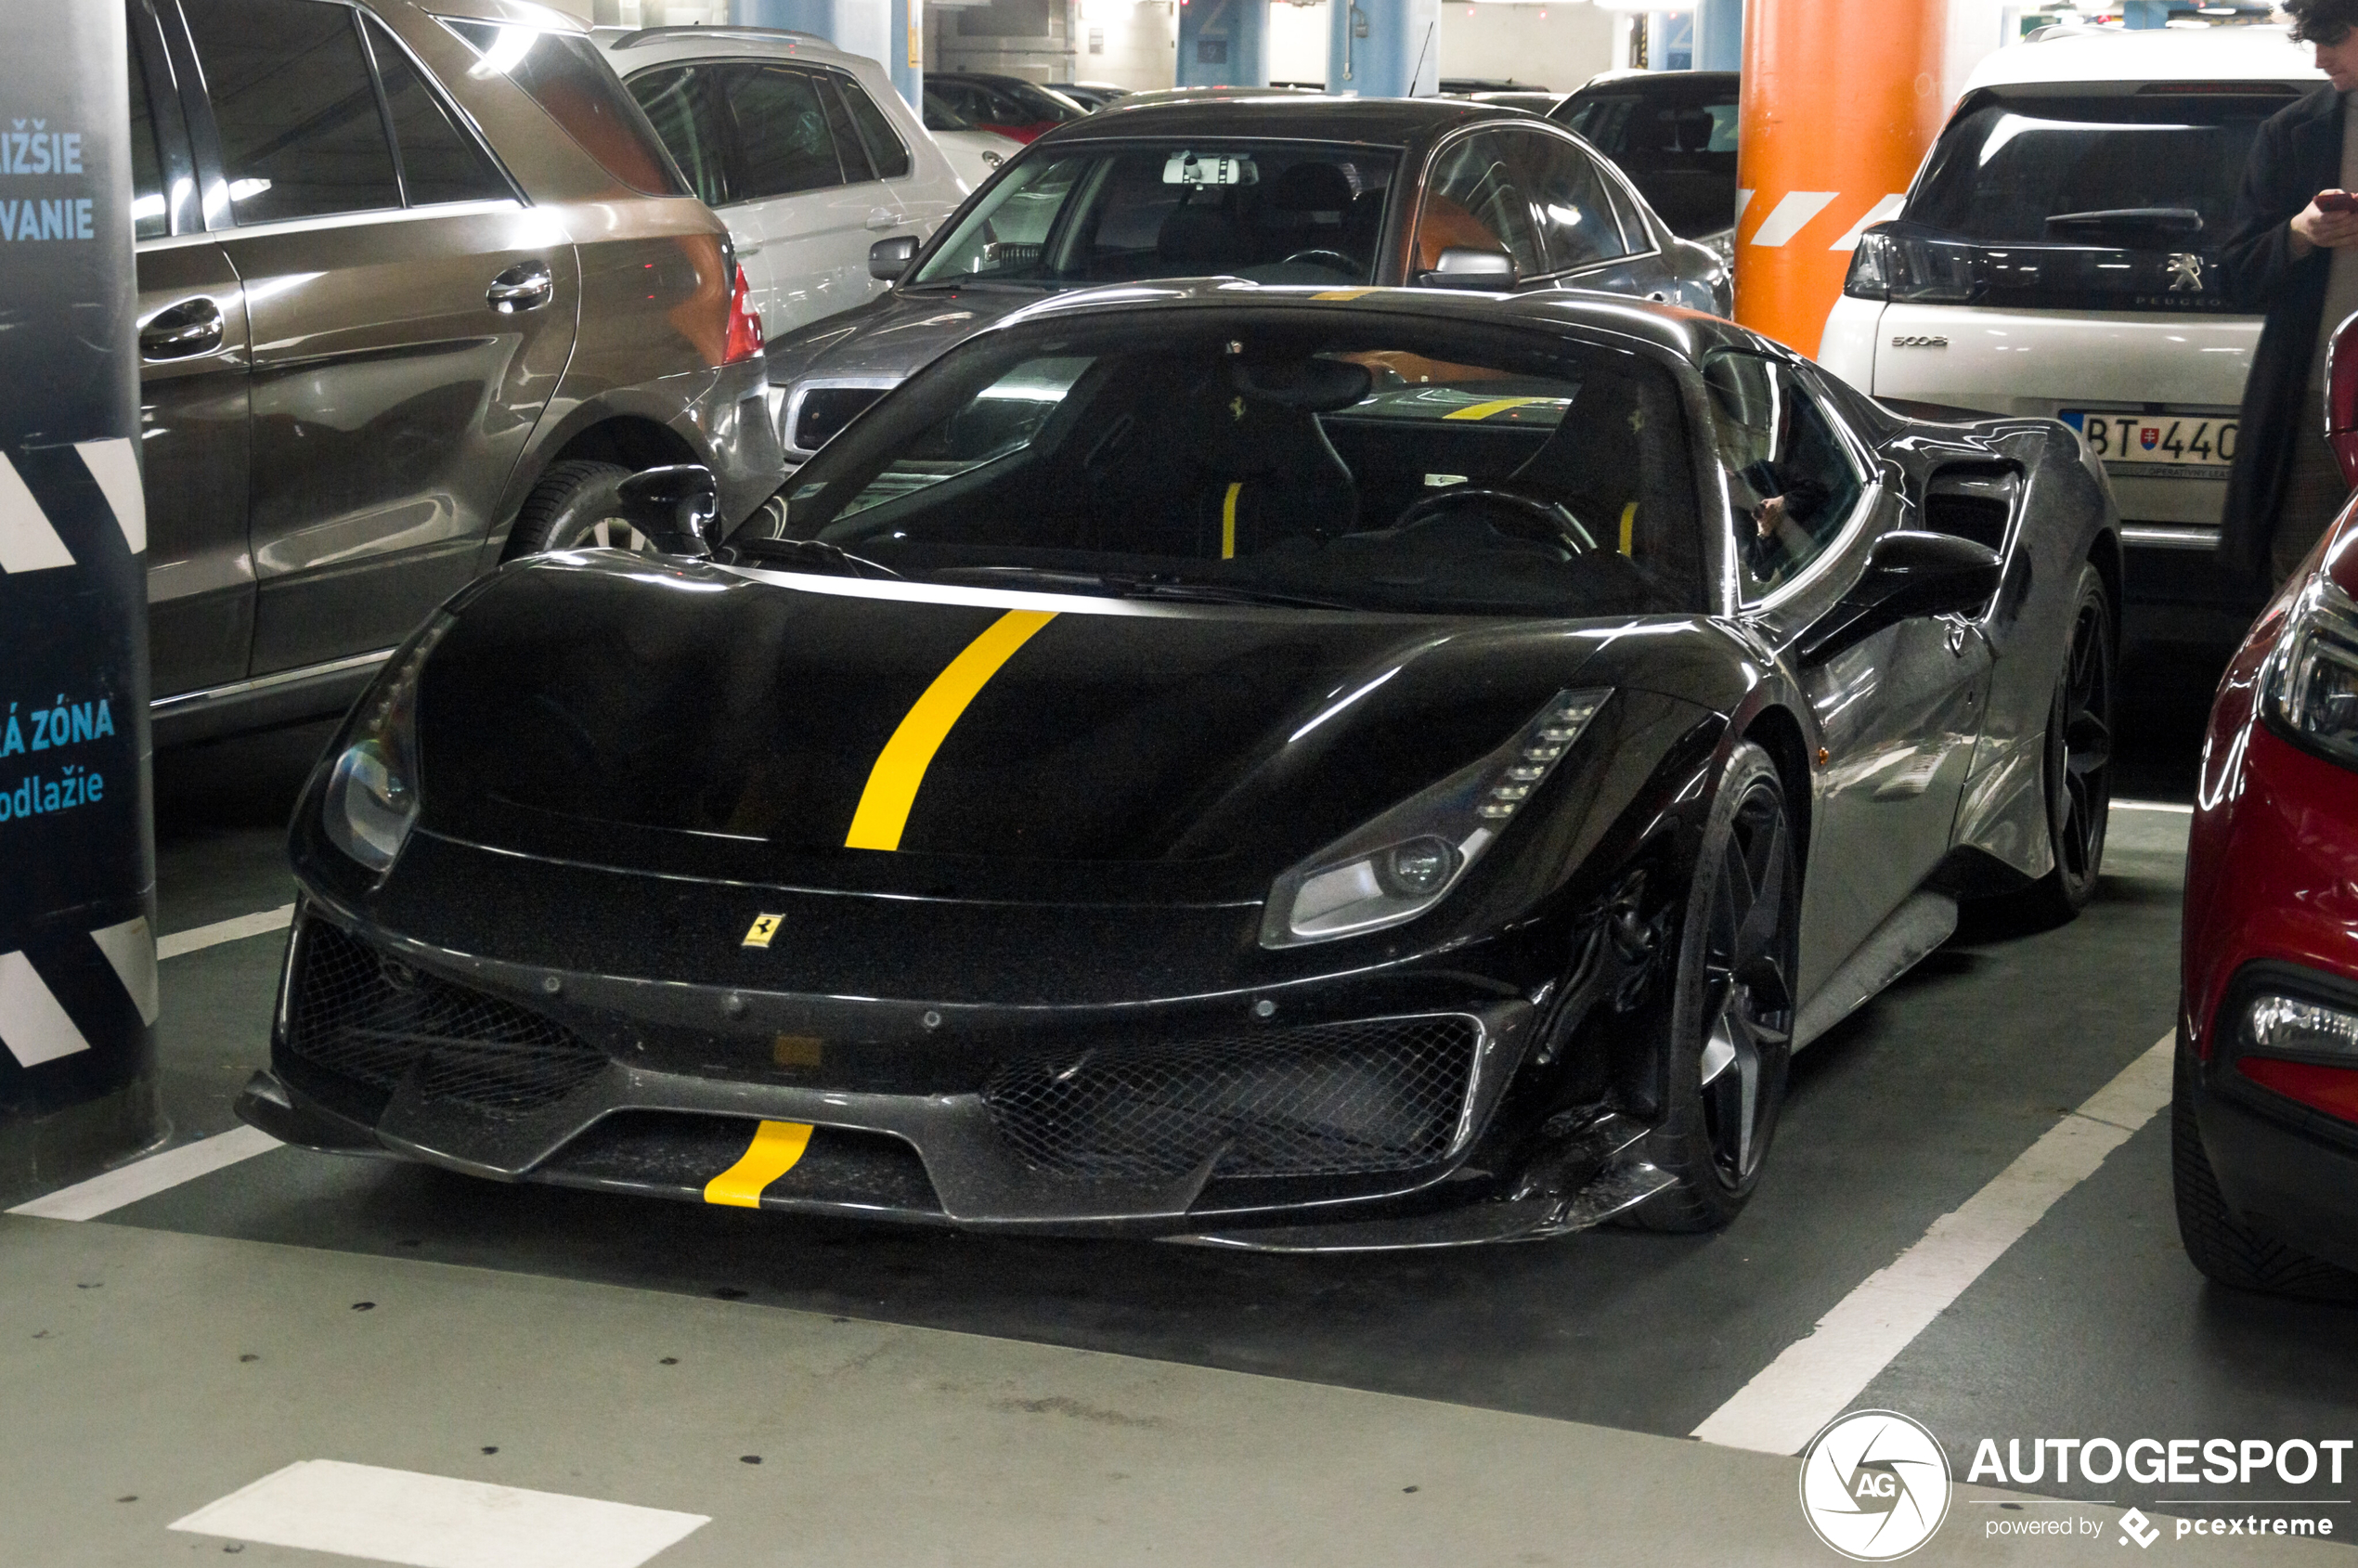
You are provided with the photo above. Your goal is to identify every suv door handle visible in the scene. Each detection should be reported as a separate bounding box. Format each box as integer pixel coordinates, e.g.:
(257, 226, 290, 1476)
(865, 208, 899, 230)
(730, 231, 764, 258)
(487, 260, 553, 313)
(139, 297, 224, 360)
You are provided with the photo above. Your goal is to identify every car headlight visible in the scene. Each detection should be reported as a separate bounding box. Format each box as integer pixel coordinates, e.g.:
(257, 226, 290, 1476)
(321, 612, 455, 874)
(2262, 575, 2358, 769)
(1261, 691, 1610, 949)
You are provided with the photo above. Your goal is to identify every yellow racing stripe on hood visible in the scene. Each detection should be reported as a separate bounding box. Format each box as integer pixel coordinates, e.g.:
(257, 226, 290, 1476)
(704, 1120, 813, 1207)
(845, 608, 1058, 850)
(1444, 395, 1551, 422)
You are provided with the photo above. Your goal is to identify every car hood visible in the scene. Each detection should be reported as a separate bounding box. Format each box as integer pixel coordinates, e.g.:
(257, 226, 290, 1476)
(765, 284, 1044, 397)
(413, 552, 1679, 903)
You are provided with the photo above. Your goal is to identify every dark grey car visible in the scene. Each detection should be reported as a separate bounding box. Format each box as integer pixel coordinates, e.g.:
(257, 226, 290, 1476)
(766, 96, 1730, 466)
(131, 0, 784, 744)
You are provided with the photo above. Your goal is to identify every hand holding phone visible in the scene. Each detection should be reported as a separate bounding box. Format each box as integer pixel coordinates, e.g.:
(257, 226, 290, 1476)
(2318, 190, 2358, 214)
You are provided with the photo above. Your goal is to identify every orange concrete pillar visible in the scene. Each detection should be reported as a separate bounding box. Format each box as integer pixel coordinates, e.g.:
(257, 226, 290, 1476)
(1733, 0, 1948, 356)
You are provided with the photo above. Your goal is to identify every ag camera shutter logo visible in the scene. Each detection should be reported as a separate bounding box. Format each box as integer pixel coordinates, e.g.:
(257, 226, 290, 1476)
(1799, 1409, 1952, 1561)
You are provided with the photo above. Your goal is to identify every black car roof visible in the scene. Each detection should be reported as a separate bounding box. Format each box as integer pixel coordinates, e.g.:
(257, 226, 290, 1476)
(1038, 95, 1552, 149)
(987, 278, 1758, 367)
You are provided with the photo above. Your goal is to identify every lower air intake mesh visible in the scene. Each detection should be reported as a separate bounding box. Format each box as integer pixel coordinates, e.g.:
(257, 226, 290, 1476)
(982, 1015, 1480, 1180)
(284, 920, 606, 1115)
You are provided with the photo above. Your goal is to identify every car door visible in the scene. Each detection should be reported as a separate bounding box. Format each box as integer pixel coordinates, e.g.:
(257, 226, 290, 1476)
(832, 68, 961, 238)
(1707, 350, 1991, 999)
(1510, 128, 1671, 301)
(130, 0, 255, 700)
(712, 62, 887, 337)
(172, 0, 578, 679)
(1410, 128, 1545, 286)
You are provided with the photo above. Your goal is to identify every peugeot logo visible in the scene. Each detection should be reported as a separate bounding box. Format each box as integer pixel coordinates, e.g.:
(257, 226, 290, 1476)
(2167, 253, 2207, 292)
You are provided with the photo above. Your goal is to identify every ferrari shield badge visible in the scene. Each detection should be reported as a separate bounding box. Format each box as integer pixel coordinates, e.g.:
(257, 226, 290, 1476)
(743, 914, 784, 949)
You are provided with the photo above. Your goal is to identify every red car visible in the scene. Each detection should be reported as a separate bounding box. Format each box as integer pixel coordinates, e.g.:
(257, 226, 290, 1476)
(2176, 327, 2358, 1301)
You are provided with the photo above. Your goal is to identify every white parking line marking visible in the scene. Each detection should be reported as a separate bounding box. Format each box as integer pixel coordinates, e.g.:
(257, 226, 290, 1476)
(0, 950, 90, 1067)
(1692, 1031, 2175, 1456)
(7, 1124, 279, 1221)
(169, 1459, 709, 1568)
(158, 903, 294, 960)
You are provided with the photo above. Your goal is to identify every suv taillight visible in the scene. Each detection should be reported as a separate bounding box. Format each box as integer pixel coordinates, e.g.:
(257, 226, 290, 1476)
(723, 266, 762, 365)
(1844, 226, 1976, 305)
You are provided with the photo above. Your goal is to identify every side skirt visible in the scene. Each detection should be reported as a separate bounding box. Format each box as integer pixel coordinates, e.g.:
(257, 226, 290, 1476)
(1791, 889, 1958, 1053)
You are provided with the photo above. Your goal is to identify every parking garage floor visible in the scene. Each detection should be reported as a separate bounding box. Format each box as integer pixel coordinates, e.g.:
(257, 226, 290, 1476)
(6, 641, 2356, 1566)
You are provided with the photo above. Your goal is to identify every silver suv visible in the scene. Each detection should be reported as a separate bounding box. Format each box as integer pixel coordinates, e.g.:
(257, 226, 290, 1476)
(131, 0, 783, 743)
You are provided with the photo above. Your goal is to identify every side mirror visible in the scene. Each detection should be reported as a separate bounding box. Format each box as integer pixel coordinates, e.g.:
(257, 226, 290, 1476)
(615, 464, 719, 558)
(2327, 308, 2358, 487)
(1418, 246, 1516, 291)
(1796, 529, 2002, 664)
(870, 234, 919, 282)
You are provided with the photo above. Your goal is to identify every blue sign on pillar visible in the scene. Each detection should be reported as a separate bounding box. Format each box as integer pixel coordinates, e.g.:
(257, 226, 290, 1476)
(890, 0, 921, 111)
(2120, 0, 2171, 28)
(1696, 0, 1742, 71)
(1327, 0, 1438, 97)
(1178, 0, 1267, 89)
(0, 0, 162, 1186)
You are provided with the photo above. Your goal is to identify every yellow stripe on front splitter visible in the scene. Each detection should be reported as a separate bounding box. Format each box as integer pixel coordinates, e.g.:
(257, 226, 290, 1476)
(704, 1120, 814, 1208)
(1444, 396, 1550, 422)
(844, 607, 1057, 851)
(1619, 500, 1638, 557)
(1222, 481, 1243, 560)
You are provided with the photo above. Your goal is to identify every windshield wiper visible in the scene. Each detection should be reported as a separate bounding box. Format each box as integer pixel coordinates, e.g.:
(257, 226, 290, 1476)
(729, 536, 902, 579)
(931, 564, 1356, 610)
(2043, 206, 2203, 240)
(899, 273, 1060, 292)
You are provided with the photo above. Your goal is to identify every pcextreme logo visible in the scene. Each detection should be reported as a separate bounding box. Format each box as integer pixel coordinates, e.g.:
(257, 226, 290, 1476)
(1800, 1409, 1953, 1561)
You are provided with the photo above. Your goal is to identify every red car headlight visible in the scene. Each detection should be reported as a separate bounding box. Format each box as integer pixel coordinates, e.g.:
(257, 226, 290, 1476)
(2262, 576, 2358, 769)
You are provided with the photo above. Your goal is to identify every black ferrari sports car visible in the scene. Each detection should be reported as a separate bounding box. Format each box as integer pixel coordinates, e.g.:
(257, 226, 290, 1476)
(239, 282, 2119, 1250)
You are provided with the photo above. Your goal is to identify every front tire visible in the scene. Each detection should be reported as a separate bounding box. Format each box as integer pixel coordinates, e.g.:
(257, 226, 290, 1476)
(1626, 740, 1801, 1232)
(2172, 1053, 2358, 1302)
(501, 460, 657, 559)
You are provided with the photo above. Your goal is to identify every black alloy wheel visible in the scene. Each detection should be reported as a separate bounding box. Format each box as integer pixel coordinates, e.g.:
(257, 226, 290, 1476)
(1627, 739, 1800, 1232)
(2028, 563, 2115, 922)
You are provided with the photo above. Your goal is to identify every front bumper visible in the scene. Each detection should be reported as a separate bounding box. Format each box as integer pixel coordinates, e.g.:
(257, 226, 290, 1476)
(687, 357, 786, 529)
(242, 901, 1670, 1249)
(2182, 1005, 2358, 1276)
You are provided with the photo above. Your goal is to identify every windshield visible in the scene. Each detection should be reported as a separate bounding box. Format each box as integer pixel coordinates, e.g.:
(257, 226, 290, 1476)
(746, 315, 1706, 619)
(1908, 93, 2287, 244)
(1553, 79, 1738, 237)
(922, 91, 977, 133)
(906, 143, 1399, 290)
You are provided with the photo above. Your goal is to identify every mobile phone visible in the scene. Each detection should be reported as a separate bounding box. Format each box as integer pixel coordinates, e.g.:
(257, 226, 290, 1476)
(2319, 190, 2358, 214)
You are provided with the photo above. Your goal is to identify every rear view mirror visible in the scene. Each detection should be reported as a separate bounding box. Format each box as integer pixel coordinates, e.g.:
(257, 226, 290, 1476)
(1419, 247, 1515, 291)
(616, 464, 719, 558)
(2327, 309, 2358, 487)
(1797, 529, 2002, 664)
(870, 235, 919, 282)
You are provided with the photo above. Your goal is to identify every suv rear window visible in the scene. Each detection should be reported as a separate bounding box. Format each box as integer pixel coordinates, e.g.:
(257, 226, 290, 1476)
(435, 16, 687, 197)
(1908, 93, 2287, 244)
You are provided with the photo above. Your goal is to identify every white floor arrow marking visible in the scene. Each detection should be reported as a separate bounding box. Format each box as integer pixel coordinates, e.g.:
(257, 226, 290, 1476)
(73, 436, 145, 555)
(0, 951, 90, 1067)
(0, 451, 72, 573)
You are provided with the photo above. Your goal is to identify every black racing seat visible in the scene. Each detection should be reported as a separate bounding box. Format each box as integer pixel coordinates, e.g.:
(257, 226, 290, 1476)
(1185, 356, 1369, 558)
(1508, 366, 1699, 577)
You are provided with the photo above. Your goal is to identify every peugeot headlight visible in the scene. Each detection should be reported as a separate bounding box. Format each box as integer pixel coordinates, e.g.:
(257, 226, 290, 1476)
(321, 613, 455, 873)
(2263, 576, 2358, 770)
(1261, 691, 1610, 949)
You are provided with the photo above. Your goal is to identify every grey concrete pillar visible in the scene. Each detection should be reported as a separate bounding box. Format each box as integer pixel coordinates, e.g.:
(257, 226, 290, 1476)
(1327, 0, 1438, 97)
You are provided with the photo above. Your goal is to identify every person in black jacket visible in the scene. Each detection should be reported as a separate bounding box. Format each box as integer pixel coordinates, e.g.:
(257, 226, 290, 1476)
(2222, 0, 2358, 586)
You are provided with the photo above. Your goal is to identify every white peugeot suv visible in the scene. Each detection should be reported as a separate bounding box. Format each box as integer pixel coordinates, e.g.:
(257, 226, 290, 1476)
(1821, 24, 2321, 643)
(597, 27, 970, 341)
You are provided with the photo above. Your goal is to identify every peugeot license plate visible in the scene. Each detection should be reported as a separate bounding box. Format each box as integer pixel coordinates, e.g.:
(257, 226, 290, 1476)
(2059, 410, 2235, 471)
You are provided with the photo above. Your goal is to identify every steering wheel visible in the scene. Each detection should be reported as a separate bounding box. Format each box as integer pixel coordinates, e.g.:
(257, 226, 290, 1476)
(1281, 249, 1360, 273)
(1389, 486, 1599, 556)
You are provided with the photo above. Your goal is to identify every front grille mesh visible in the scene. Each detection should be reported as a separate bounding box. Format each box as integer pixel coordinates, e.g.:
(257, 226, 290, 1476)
(982, 1016, 1479, 1180)
(285, 921, 606, 1115)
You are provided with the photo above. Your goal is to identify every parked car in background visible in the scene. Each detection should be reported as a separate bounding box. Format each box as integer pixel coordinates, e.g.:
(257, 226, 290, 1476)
(1820, 25, 2320, 646)
(1056, 82, 1133, 111)
(2174, 325, 2358, 1302)
(926, 72, 1087, 142)
(602, 27, 965, 340)
(1551, 69, 1739, 266)
(923, 89, 1024, 188)
(1471, 91, 1566, 114)
(131, 0, 779, 745)
(767, 97, 1729, 467)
